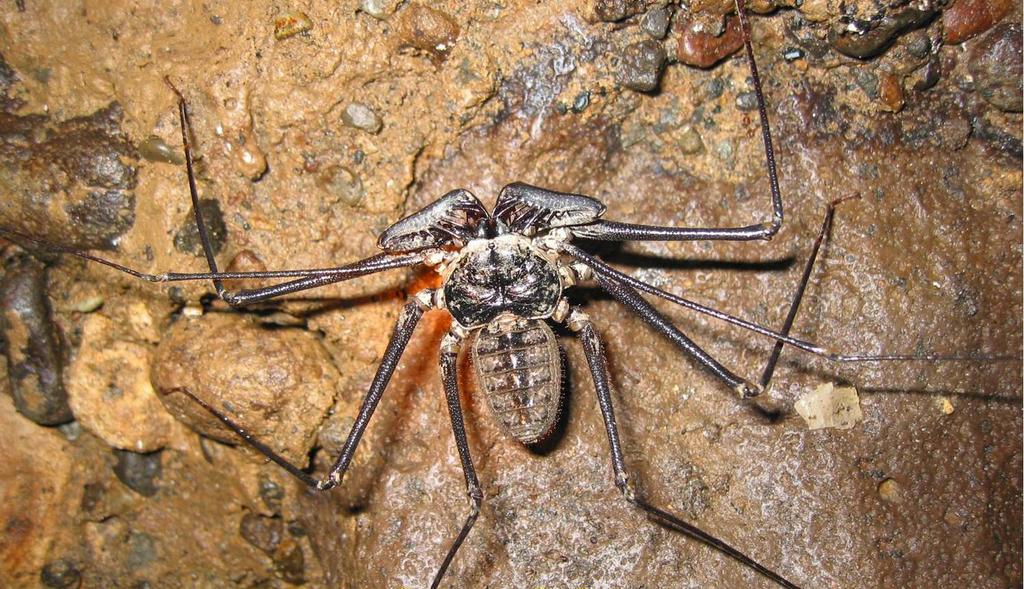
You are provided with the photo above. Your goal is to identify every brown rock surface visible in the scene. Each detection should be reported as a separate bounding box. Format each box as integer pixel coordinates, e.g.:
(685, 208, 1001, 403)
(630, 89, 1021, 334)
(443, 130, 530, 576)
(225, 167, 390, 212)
(0, 1, 1020, 588)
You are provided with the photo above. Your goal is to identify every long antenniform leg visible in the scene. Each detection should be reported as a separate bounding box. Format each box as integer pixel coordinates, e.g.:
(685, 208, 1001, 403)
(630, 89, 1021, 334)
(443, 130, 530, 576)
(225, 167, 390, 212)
(163, 79, 429, 307)
(574, 0, 781, 243)
(182, 294, 428, 490)
(567, 308, 799, 589)
(433, 333, 485, 589)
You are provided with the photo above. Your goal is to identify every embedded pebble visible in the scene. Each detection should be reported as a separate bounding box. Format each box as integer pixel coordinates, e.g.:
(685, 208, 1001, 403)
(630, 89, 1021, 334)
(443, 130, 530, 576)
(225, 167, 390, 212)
(967, 22, 1022, 112)
(112, 449, 162, 497)
(240, 512, 283, 555)
(828, 7, 933, 59)
(137, 135, 183, 164)
(361, 0, 401, 19)
(616, 40, 667, 93)
(398, 4, 459, 59)
(0, 102, 138, 251)
(151, 313, 339, 466)
(259, 477, 285, 514)
(125, 531, 157, 569)
(593, 0, 646, 22)
(906, 32, 932, 59)
(0, 254, 72, 425)
(318, 165, 365, 207)
(275, 543, 306, 584)
(937, 396, 955, 415)
(66, 314, 180, 451)
(273, 11, 313, 40)
(735, 91, 759, 112)
(40, 559, 81, 588)
(943, 0, 1012, 44)
(173, 198, 227, 256)
(878, 72, 905, 112)
(640, 7, 671, 39)
(677, 126, 704, 154)
(676, 17, 743, 69)
(341, 103, 383, 134)
(913, 57, 941, 91)
(878, 478, 903, 503)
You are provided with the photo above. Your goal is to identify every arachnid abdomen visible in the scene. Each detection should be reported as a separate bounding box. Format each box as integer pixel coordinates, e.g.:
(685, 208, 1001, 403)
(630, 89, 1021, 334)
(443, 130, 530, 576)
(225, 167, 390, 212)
(472, 315, 561, 445)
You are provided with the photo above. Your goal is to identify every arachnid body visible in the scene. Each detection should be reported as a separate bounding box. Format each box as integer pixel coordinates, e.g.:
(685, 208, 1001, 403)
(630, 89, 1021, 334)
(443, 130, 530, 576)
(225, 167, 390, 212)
(0, 1, 1020, 588)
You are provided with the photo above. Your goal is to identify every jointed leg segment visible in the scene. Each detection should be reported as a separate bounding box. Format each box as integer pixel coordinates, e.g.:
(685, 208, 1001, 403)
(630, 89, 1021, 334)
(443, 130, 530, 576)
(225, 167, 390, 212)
(567, 309, 800, 589)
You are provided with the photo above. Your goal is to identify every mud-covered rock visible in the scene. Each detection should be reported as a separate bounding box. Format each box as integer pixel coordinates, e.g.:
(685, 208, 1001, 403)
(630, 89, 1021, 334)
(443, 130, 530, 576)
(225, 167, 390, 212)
(616, 40, 667, 92)
(967, 22, 1023, 112)
(0, 99, 137, 251)
(398, 4, 460, 60)
(65, 314, 179, 452)
(0, 394, 74, 586)
(151, 313, 339, 466)
(0, 252, 71, 425)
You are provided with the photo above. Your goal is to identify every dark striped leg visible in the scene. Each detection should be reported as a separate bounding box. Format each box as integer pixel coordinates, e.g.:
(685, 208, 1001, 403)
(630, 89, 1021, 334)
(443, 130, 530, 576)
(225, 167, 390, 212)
(166, 80, 427, 307)
(757, 196, 858, 390)
(573, 0, 781, 244)
(432, 332, 484, 589)
(183, 295, 428, 490)
(591, 268, 760, 398)
(567, 309, 800, 589)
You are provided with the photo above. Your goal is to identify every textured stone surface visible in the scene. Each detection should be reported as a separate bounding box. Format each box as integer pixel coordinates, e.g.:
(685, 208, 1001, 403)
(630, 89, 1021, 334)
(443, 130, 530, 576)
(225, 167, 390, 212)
(0, 1, 1020, 588)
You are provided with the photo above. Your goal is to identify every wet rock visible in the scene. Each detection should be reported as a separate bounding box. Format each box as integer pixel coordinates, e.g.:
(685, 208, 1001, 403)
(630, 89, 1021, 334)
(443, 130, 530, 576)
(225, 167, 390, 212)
(398, 4, 460, 60)
(829, 7, 934, 59)
(906, 31, 932, 59)
(341, 103, 383, 134)
(0, 102, 137, 251)
(65, 314, 179, 452)
(943, 0, 1012, 44)
(967, 22, 1022, 112)
(616, 40, 667, 93)
(676, 16, 743, 69)
(112, 449, 162, 497)
(878, 72, 905, 112)
(593, 0, 648, 22)
(273, 11, 313, 40)
(40, 559, 81, 588)
(173, 198, 227, 257)
(361, 0, 401, 19)
(151, 313, 339, 466)
(0, 253, 71, 425)
(640, 6, 671, 38)
(137, 135, 183, 165)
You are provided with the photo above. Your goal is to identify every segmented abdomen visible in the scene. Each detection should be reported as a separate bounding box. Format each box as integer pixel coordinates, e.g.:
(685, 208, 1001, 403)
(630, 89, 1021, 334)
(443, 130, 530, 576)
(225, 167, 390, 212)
(472, 316, 561, 445)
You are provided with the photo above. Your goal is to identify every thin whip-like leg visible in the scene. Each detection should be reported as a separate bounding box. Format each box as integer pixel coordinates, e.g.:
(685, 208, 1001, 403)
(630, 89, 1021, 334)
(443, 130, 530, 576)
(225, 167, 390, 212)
(563, 244, 1009, 365)
(758, 196, 858, 389)
(567, 309, 799, 589)
(166, 79, 428, 307)
(432, 333, 484, 589)
(182, 295, 428, 490)
(573, 0, 781, 243)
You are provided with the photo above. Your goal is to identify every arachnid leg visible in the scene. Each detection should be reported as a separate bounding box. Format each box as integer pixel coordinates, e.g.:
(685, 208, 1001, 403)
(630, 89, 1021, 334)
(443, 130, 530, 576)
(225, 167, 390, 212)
(184, 294, 430, 490)
(757, 196, 859, 390)
(588, 268, 759, 398)
(566, 309, 800, 589)
(432, 332, 485, 589)
(166, 80, 427, 307)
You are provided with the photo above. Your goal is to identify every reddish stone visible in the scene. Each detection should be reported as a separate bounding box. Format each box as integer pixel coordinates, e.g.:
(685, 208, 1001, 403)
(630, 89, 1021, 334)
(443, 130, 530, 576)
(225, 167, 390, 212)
(677, 16, 744, 69)
(943, 0, 1013, 44)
